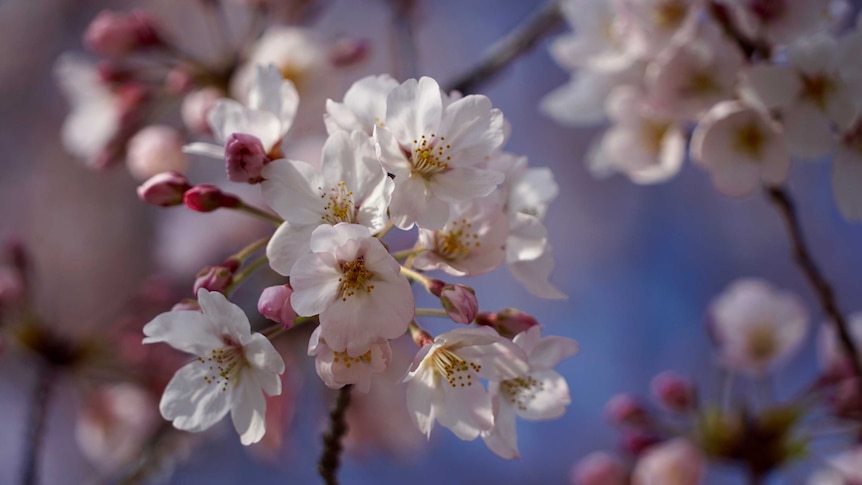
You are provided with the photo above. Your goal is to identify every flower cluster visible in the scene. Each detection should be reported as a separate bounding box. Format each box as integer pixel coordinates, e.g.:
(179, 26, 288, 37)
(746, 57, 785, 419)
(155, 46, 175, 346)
(545, 0, 862, 219)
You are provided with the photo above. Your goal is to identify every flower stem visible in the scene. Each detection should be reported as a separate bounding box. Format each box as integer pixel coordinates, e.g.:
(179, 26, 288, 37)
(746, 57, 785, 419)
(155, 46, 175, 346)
(415, 308, 449, 318)
(387, 0, 419, 80)
(765, 186, 862, 389)
(318, 385, 353, 485)
(374, 220, 395, 239)
(399, 265, 431, 288)
(20, 365, 56, 485)
(225, 256, 269, 295)
(237, 202, 283, 226)
(390, 247, 425, 260)
(445, 0, 564, 94)
(233, 236, 269, 261)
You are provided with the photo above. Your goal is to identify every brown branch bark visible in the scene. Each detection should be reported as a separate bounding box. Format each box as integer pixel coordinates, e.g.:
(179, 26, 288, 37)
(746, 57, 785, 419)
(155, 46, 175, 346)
(445, 0, 564, 94)
(318, 385, 353, 485)
(766, 186, 862, 385)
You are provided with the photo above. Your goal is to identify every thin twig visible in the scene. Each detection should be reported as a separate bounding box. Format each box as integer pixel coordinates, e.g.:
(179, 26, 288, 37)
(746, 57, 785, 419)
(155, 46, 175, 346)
(765, 187, 862, 387)
(445, 0, 564, 94)
(318, 385, 353, 485)
(20, 365, 56, 485)
(388, 0, 419, 80)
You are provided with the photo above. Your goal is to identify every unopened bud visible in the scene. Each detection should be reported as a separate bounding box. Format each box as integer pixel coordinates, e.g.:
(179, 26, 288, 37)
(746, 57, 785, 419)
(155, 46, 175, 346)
(126, 126, 188, 181)
(571, 452, 628, 485)
(171, 298, 200, 312)
(225, 133, 270, 183)
(475, 308, 538, 338)
(439, 284, 478, 324)
(258, 285, 297, 329)
(137, 172, 191, 207)
(330, 38, 370, 67)
(95, 60, 135, 84)
(409, 324, 434, 347)
(605, 393, 648, 426)
(183, 184, 241, 212)
(181, 88, 221, 135)
(193, 261, 237, 294)
(651, 371, 696, 412)
(84, 9, 161, 57)
(165, 67, 193, 94)
(621, 432, 661, 456)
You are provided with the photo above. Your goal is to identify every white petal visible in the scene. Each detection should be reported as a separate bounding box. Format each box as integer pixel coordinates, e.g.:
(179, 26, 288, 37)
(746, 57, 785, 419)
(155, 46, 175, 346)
(481, 398, 520, 459)
(389, 175, 449, 230)
(230, 376, 267, 445)
(243, 332, 286, 375)
(739, 65, 800, 110)
(528, 335, 580, 370)
(434, 379, 494, 441)
(196, 289, 252, 342)
(439, 96, 505, 164)
(260, 159, 325, 223)
(539, 73, 612, 126)
(182, 142, 226, 160)
(160, 361, 231, 432)
(431, 167, 504, 203)
(783, 102, 837, 159)
(208, 100, 282, 151)
(517, 370, 571, 420)
(507, 249, 568, 300)
(266, 222, 317, 276)
(288, 252, 341, 316)
(307, 223, 372, 253)
(385, 77, 443, 143)
(406, 363, 438, 438)
(142, 310, 222, 356)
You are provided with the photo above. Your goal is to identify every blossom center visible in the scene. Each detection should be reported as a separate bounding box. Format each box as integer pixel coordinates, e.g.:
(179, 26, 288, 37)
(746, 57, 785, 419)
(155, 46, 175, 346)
(338, 258, 375, 301)
(652, 1, 687, 30)
(410, 134, 451, 179)
(733, 122, 766, 160)
(640, 120, 670, 156)
(332, 349, 373, 368)
(197, 337, 246, 392)
(320, 181, 356, 224)
(681, 71, 720, 98)
(430, 347, 480, 388)
(500, 375, 544, 412)
(436, 218, 481, 260)
(800, 74, 835, 111)
(746, 324, 778, 362)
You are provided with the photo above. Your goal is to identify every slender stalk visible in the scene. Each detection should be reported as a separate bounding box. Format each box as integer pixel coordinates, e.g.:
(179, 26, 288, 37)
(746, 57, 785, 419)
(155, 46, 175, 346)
(318, 385, 353, 485)
(234, 236, 269, 261)
(399, 265, 431, 288)
(226, 256, 269, 294)
(415, 308, 449, 318)
(20, 365, 56, 485)
(388, 0, 419, 80)
(237, 202, 284, 225)
(390, 247, 425, 260)
(765, 187, 862, 387)
(445, 0, 564, 94)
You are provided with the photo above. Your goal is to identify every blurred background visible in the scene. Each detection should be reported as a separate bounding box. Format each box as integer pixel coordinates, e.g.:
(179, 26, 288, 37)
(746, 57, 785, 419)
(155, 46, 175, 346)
(1, 0, 861, 483)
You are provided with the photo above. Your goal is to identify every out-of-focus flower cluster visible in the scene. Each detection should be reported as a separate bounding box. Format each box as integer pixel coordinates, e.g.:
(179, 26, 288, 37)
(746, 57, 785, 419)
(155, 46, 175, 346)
(544, 0, 862, 220)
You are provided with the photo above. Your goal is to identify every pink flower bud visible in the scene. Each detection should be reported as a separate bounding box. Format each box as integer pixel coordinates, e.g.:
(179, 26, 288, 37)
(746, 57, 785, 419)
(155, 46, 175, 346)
(137, 172, 191, 207)
(83, 9, 161, 57)
(225, 133, 270, 184)
(183, 185, 241, 212)
(427, 278, 446, 297)
(651, 371, 696, 412)
(171, 298, 201, 312)
(95, 60, 135, 84)
(475, 308, 538, 338)
(605, 393, 648, 426)
(181, 88, 222, 135)
(193, 264, 236, 294)
(571, 452, 628, 485)
(632, 439, 705, 484)
(439, 284, 478, 324)
(126, 126, 188, 181)
(330, 38, 370, 67)
(258, 285, 297, 328)
(621, 432, 661, 456)
(164, 68, 193, 94)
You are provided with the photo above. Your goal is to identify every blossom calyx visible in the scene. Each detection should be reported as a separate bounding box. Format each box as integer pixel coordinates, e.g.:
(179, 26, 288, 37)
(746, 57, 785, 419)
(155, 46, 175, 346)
(137, 172, 191, 207)
(183, 184, 242, 212)
(475, 308, 538, 338)
(225, 133, 271, 184)
(193, 260, 239, 294)
(651, 371, 696, 413)
(439, 284, 478, 324)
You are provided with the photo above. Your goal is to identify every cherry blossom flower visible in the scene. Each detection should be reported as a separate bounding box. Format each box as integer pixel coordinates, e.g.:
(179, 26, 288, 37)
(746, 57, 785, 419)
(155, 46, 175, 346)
(489, 152, 566, 299)
(690, 101, 790, 196)
(646, 19, 744, 121)
(55, 55, 123, 166)
(142, 288, 285, 445)
(587, 86, 686, 184)
(185, 64, 299, 161)
(807, 446, 862, 485)
(126, 125, 188, 181)
(571, 451, 629, 485)
(289, 223, 414, 355)
(262, 130, 393, 275)
(325, 74, 399, 136)
(708, 278, 808, 376)
(308, 327, 391, 393)
(481, 326, 579, 459)
(627, 0, 700, 54)
(373, 76, 505, 230)
(404, 326, 529, 440)
(741, 33, 855, 158)
(632, 438, 705, 485)
(413, 196, 508, 276)
(817, 312, 862, 374)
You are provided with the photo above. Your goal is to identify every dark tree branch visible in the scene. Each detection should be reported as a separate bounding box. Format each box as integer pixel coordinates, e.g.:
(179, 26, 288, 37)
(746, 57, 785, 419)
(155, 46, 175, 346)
(766, 187, 862, 386)
(445, 0, 564, 94)
(20, 365, 56, 485)
(318, 385, 353, 485)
